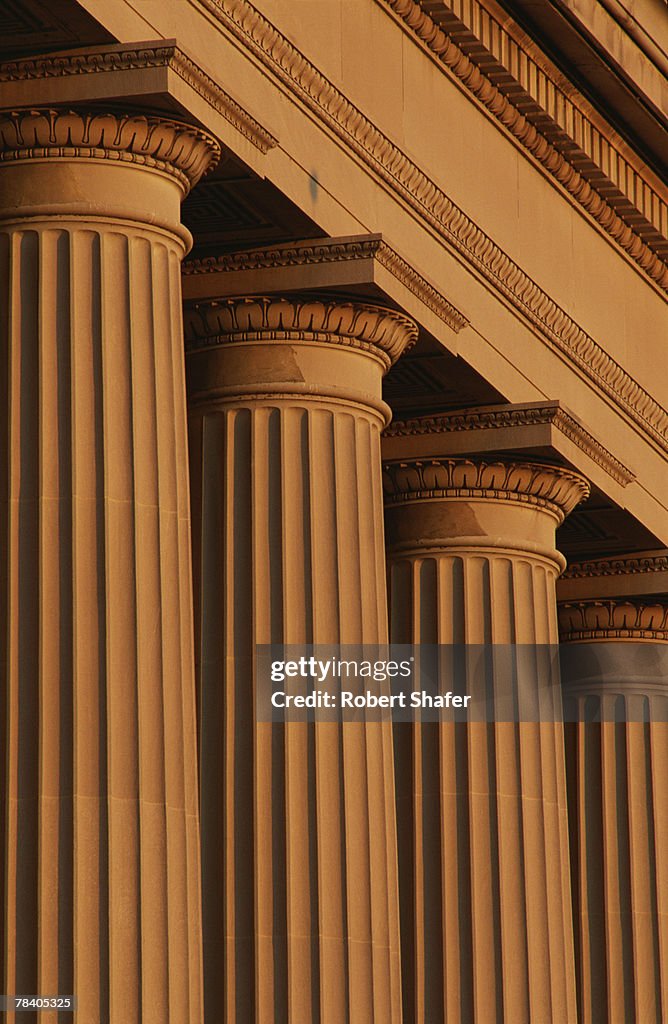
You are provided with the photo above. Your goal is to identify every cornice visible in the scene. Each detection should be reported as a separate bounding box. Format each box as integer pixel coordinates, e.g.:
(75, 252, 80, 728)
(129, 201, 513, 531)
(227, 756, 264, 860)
(558, 600, 668, 641)
(182, 236, 469, 333)
(382, 0, 668, 283)
(0, 108, 219, 191)
(189, 0, 668, 454)
(382, 458, 589, 520)
(184, 295, 418, 367)
(384, 403, 635, 487)
(0, 43, 277, 154)
(375, 242, 467, 331)
(563, 552, 668, 580)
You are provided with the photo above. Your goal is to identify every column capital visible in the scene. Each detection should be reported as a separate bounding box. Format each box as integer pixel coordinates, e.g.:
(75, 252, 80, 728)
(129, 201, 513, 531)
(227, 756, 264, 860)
(558, 599, 668, 641)
(184, 294, 417, 369)
(383, 458, 589, 523)
(0, 107, 219, 193)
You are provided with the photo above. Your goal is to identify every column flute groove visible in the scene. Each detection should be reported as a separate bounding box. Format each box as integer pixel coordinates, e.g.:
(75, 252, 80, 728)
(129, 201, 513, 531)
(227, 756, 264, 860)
(559, 598, 668, 1024)
(383, 450, 589, 1024)
(186, 295, 416, 1023)
(0, 108, 219, 1023)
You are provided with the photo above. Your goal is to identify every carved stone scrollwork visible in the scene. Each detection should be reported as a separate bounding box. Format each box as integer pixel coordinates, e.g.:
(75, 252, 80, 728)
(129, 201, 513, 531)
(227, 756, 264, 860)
(382, 458, 590, 521)
(184, 294, 418, 367)
(0, 108, 220, 192)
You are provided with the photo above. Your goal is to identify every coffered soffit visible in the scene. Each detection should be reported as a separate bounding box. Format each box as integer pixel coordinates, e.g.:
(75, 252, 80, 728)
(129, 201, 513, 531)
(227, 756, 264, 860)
(4, 4, 667, 501)
(0, 0, 114, 59)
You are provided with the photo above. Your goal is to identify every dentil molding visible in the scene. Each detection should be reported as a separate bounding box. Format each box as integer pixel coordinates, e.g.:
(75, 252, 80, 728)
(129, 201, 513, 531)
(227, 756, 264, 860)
(382, 458, 590, 520)
(382, 0, 667, 277)
(0, 108, 220, 191)
(184, 295, 418, 367)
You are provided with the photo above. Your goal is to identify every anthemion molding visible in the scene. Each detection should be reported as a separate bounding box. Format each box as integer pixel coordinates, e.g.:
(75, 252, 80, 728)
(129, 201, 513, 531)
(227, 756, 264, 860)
(382, 458, 590, 522)
(0, 40, 278, 153)
(184, 294, 419, 370)
(183, 235, 470, 333)
(381, 0, 668, 281)
(383, 401, 635, 488)
(0, 107, 220, 191)
(558, 599, 668, 641)
(187, 0, 668, 456)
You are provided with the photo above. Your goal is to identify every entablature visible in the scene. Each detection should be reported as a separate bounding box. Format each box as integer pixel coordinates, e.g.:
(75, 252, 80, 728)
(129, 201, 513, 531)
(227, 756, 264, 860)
(382, 0, 668, 282)
(3, 0, 666, 557)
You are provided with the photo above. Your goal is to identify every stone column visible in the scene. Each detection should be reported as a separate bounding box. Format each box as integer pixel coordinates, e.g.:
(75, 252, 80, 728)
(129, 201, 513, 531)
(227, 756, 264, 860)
(559, 598, 668, 1024)
(383, 452, 589, 1024)
(0, 109, 218, 1023)
(185, 296, 416, 1023)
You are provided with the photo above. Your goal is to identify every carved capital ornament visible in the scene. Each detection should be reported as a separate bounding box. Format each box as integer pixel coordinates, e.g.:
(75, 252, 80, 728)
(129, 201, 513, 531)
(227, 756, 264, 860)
(559, 599, 668, 641)
(184, 295, 418, 368)
(382, 458, 590, 522)
(0, 108, 220, 192)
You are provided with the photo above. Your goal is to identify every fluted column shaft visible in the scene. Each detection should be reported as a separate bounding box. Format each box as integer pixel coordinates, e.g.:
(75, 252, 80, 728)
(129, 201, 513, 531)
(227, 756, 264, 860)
(383, 455, 589, 1024)
(0, 109, 218, 1023)
(185, 296, 416, 1023)
(559, 599, 668, 1024)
